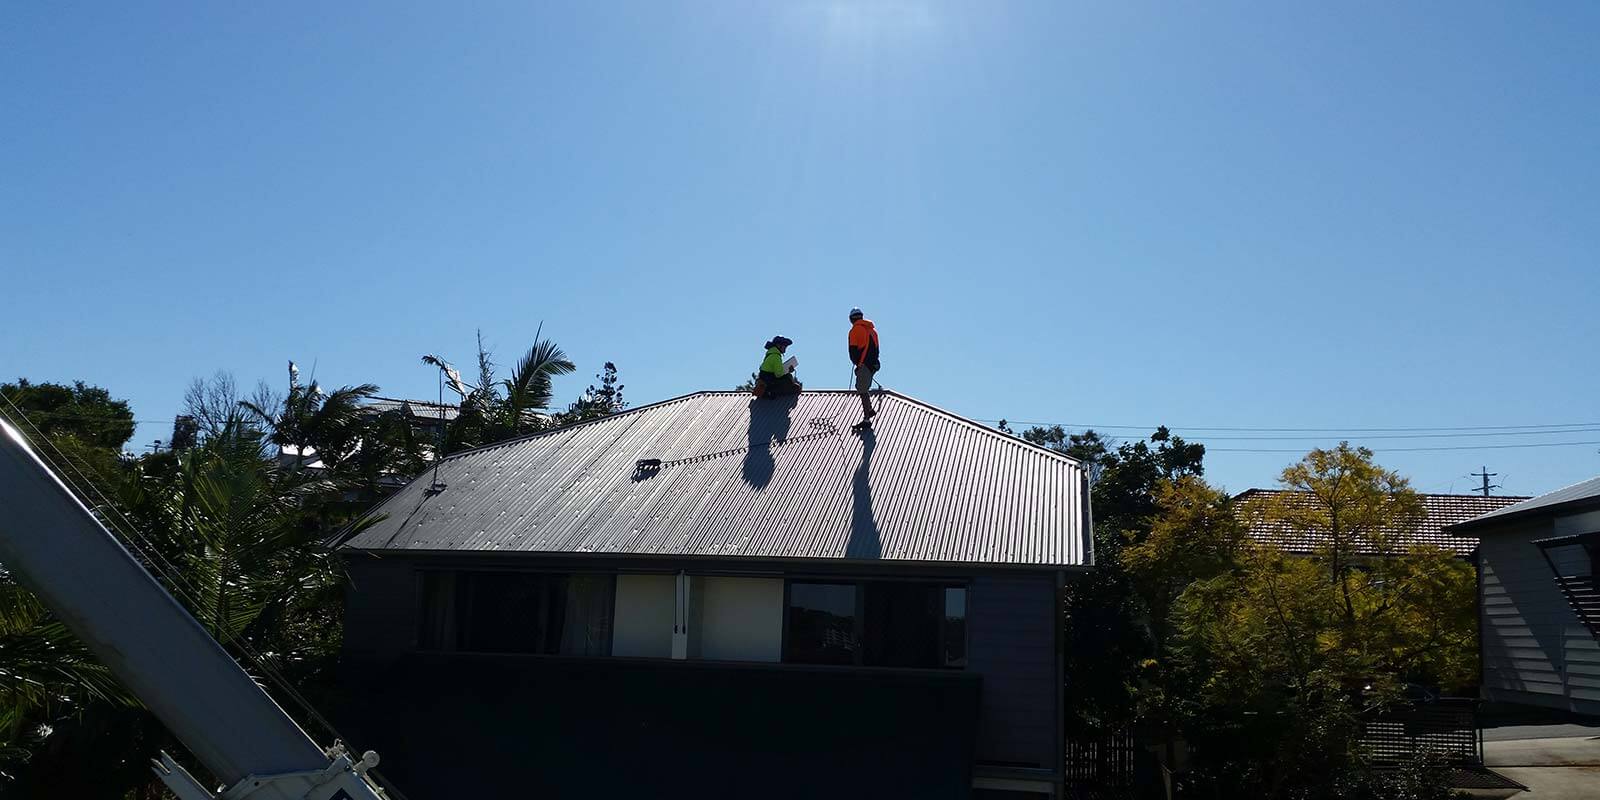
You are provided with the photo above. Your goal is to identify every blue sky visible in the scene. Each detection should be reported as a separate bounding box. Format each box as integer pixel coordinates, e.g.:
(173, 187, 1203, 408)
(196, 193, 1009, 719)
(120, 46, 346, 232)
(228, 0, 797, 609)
(4, 2, 1597, 497)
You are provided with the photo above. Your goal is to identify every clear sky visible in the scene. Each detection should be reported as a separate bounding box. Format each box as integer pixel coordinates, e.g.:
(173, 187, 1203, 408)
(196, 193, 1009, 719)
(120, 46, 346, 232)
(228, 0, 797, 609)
(4, 2, 1597, 498)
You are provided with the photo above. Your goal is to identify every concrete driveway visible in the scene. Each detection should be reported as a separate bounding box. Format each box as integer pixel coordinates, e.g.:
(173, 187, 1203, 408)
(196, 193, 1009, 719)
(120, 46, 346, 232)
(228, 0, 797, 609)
(1477, 720, 1600, 799)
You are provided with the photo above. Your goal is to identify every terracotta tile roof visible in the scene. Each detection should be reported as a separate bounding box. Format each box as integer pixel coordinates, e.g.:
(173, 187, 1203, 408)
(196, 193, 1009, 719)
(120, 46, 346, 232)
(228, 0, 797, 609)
(1234, 489, 1529, 557)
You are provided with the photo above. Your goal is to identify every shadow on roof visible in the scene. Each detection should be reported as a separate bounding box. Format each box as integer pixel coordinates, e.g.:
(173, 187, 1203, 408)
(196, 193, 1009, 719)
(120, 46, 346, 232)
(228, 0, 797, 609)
(741, 395, 797, 490)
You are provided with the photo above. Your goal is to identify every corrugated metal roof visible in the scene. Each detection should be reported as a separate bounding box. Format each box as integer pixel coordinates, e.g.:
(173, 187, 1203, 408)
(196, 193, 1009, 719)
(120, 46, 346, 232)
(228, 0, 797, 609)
(341, 391, 1090, 567)
(1446, 474, 1600, 533)
(367, 396, 461, 422)
(1235, 489, 1528, 556)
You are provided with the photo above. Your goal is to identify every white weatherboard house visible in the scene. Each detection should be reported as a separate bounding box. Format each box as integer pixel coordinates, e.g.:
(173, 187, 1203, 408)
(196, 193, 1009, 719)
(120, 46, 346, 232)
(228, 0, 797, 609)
(1448, 476, 1600, 717)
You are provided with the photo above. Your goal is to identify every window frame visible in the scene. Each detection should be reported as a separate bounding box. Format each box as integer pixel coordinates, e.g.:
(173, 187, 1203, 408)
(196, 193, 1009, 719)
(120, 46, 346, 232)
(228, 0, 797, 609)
(413, 567, 617, 657)
(781, 577, 969, 670)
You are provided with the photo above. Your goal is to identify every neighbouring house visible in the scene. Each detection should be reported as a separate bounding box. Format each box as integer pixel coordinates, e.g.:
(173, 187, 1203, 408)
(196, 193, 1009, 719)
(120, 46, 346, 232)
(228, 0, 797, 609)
(1446, 476, 1600, 717)
(274, 396, 460, 475)
(364, 395, 460, 445)
(1235, 488, 1529, 558)
(334, 390, 1092, 800)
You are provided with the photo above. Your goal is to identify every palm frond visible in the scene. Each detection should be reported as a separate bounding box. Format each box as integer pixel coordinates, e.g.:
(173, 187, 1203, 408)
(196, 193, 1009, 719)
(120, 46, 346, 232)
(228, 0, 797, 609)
(505, 334, 575, 421)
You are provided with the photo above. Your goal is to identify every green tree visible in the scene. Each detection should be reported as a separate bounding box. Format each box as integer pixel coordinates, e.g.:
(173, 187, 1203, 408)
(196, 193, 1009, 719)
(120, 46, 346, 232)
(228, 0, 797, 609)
(116, 426, 352, 647)
(1122, 476, 1246, 657)
(239, 362, 378, 469)
(0, 380, 146, 787)
(1235, 443, 1472, 689)
(1021, 425, 1205, 553)
(427, 328, 576, 453)
(556, 362, 626, 424)
(1168, 444, 1475, 797)
(1173, 545, 1377, 797)
(1, 382, 377, 797)
(0, 380, 137, 493)
(0, 581, 136, 770)
(1028, 426, 1207, 734)
(0, 379, 135, 452)
(1249, 442, 1426, 624)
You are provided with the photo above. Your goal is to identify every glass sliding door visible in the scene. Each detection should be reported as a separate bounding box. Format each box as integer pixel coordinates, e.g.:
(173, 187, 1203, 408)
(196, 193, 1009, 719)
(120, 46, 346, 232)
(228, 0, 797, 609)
(785, 582, 859, 665)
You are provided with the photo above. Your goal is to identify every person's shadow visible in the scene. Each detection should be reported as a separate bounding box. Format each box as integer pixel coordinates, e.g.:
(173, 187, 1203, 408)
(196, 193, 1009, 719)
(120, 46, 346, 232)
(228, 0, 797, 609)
(845, 429, 880, 560)
(741, 395, 796, 489)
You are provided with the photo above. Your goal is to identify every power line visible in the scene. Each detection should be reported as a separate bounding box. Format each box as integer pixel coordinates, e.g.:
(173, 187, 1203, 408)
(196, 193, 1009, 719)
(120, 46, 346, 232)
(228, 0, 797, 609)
(976, 418, 1600, 434)
(998, 427, 1600, 442)
(1205, 440, 1600, 454)
(16, 404, 1600, 439)
(16, 399, 1600, 453)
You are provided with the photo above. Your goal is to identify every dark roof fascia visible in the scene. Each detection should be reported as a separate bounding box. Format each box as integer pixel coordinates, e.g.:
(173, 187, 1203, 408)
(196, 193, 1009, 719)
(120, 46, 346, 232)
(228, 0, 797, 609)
(338, 547, 1089, 576)
(1447, 495, 1600, 535)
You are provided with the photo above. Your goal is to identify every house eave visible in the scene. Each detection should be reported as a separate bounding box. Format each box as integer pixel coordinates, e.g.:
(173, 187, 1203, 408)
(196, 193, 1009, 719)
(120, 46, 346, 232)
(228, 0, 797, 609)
(339, 546, 1092, 574)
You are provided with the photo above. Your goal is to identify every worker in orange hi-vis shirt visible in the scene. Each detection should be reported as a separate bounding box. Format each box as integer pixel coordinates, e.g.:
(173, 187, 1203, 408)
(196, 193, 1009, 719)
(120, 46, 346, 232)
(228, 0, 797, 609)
(846, 307, 880, 431)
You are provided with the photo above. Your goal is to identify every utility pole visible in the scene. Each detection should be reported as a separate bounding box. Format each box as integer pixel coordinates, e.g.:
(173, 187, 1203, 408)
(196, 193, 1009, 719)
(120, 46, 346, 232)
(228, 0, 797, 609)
(1470, 466, 1500, 497)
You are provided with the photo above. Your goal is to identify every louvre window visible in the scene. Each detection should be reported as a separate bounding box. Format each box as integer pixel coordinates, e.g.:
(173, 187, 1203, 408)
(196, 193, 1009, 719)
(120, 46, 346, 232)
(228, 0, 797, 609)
(417, 571, 614, 656)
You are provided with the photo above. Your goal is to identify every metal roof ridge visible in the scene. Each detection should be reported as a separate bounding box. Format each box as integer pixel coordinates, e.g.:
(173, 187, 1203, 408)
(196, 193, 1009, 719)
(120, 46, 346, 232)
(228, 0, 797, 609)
(418, 388, 1089, 472)
(426, 391, 714, 463)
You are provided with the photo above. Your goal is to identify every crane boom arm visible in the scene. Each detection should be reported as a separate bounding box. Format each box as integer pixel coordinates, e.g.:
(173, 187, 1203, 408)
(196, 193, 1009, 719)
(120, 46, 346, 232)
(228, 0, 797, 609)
(0, 421, 389, 800)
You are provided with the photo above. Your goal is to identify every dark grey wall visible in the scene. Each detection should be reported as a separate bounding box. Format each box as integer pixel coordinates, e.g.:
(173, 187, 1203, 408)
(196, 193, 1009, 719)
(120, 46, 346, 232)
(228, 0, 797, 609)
(341, 554, 417, 662)
(967, 573, 1059, 768)
(339, 554, 1065, 770)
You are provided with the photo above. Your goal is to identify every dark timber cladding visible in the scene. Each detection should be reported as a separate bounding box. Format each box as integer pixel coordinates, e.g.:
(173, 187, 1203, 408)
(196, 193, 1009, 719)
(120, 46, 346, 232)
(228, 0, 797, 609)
(341, 391, 1089, 566)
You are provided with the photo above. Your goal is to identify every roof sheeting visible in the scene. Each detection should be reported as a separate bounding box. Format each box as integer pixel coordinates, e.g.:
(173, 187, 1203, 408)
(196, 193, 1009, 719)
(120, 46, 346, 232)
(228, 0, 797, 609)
(1446, 475, 1600, 533)
(1236, 489, 1528, 556)
(366, 397, 461, 422)
(341, 391, 1090, 567)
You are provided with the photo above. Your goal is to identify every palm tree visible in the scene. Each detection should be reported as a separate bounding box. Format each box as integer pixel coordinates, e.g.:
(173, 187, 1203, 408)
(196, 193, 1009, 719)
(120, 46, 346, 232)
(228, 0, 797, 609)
(425, 326, 575, 453)
(503, 328, 576, 430)
(239, 362, 377, 469)
(0, 579, 135, 759)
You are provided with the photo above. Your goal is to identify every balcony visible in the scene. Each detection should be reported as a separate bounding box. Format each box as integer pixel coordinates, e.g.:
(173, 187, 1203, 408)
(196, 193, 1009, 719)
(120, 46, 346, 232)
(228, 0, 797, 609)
(335, 653, 983, 799)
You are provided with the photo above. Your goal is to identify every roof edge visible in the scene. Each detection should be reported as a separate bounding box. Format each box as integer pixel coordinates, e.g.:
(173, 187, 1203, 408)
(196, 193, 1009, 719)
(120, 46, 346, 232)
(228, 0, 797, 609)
(1446, 493, 1600, 534)
(1445, 474, 1600, 533)
(867, 389, 1089, 468)
(338, 546, 1094, 571)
